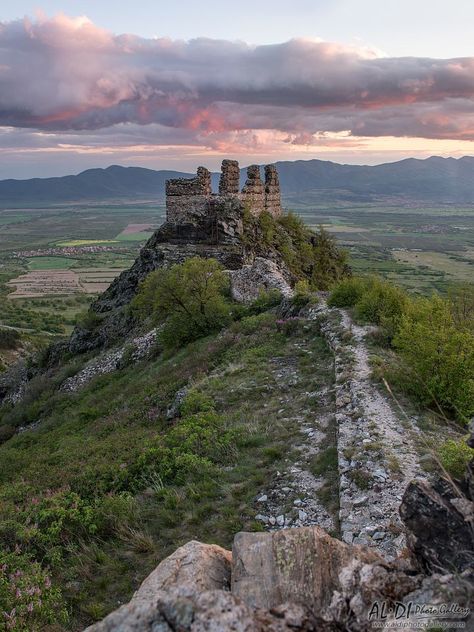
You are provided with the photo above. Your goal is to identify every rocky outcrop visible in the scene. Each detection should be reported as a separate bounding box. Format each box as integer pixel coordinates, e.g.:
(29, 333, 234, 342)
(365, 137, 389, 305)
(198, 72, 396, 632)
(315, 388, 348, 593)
(84, 526, 473, 632)
(400, 478, 474, 574)
(229, 257, 293, 303)
(231, 527, 380, 613)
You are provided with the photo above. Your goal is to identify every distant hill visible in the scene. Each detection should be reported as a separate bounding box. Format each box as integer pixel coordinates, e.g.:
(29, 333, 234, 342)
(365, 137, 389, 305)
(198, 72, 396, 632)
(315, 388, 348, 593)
(1, 156, 474, 206)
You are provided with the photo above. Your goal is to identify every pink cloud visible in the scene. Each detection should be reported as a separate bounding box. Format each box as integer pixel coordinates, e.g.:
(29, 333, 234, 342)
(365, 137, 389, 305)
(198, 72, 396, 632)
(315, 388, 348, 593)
(0, 14, 473, 144)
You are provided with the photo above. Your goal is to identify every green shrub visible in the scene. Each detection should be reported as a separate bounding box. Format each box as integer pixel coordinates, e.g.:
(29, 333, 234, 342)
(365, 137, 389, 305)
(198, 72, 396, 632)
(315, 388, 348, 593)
(243, 212, 349, 290)
(0, 549, 68, 632)
(246, 289, 282, 315)
(354, 278, 407, 337)
(393, 295, 474, 420)
(180, 390, 215, 416)
(231, 312, 276, 335)
(328, 277, 368, 308)
(438, 437, 474, 479)
(0, 328, 20, 350)
(291, 279, 313, 308)
(78, 310, 104, 331)
(132, 257, 233, 349)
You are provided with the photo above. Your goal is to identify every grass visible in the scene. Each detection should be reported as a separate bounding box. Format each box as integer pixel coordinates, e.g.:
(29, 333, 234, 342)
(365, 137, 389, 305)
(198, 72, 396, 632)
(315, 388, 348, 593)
(0, 311, 335, 630)
(28, 256, 78, 270)
(114, 232, 153, 242)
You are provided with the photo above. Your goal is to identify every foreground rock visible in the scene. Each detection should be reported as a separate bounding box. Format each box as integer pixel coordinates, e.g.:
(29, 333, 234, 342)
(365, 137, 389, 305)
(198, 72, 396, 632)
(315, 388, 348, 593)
(132, 541, 232, 601)
(84, 526, 472, 631)
(232, 527, 380, 612)
(400, 478, 474, 574)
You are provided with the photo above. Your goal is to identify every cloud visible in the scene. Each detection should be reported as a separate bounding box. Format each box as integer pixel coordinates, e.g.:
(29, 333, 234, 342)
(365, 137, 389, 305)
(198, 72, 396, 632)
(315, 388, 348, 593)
(0, 13, 473, 145)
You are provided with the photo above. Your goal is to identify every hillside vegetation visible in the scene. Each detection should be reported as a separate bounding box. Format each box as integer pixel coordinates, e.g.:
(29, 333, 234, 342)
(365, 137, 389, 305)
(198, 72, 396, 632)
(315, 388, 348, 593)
(1, 217, 473, 630)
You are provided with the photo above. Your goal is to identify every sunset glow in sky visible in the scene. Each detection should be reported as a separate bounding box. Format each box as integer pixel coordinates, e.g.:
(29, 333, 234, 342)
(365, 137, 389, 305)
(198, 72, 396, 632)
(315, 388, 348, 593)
(0, 1, 473, 178)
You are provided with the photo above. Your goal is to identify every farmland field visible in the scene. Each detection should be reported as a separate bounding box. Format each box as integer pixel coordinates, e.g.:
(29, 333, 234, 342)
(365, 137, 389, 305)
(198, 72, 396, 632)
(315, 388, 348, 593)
(0, 202, 164, 366)
(1, 197, 474, 368)
(293, 201, 474, 293)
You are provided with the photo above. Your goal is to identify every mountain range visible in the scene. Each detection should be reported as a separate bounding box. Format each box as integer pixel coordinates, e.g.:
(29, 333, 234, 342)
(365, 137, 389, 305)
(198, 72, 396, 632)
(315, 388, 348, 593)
(1, 156, 474, 206)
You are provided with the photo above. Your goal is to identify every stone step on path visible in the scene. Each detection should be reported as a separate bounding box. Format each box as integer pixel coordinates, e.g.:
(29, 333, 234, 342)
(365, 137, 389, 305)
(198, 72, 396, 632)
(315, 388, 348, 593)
(310, 300, 427, 560)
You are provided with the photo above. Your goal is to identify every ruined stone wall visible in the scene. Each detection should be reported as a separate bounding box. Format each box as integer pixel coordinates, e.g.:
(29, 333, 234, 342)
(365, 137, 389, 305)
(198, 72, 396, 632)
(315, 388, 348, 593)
(264, 165, 282, 217)
(165, 160, 282, 223)
(166, 166, 212, 223)
(219, 159, 240, 196)
(241, 165, 265, 215)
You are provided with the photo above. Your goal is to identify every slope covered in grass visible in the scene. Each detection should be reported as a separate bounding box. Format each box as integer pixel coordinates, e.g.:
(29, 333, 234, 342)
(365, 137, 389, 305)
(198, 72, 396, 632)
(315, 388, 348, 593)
(0, 309, 334, 630)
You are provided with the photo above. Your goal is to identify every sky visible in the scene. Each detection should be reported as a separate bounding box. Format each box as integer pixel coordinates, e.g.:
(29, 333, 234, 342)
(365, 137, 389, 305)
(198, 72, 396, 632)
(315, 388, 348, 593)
(0, 1, 473, 178)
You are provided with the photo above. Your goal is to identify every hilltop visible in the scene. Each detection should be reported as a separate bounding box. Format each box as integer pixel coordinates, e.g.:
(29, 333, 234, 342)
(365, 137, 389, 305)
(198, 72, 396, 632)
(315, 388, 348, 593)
(2, 156, 474, 205)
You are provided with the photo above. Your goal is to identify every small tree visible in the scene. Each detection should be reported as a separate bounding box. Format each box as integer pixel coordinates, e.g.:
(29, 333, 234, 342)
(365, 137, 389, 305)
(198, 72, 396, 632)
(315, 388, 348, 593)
(132, 257, 233, 348)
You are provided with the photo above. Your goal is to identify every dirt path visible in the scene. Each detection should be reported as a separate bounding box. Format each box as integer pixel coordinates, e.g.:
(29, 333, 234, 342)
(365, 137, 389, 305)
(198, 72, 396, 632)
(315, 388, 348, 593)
(311, 300, 426, 559)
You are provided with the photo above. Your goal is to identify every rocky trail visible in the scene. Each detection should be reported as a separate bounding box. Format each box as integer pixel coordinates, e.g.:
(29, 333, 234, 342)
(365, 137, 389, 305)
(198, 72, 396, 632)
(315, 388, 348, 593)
(255, 298, 428, 561)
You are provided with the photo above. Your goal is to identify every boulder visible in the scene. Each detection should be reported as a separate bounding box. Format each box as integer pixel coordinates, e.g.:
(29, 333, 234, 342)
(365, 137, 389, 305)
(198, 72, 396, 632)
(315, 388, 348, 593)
(231, 526, 380, 613)
(229, 257, 293, 303)
(132, 540, 232, 603)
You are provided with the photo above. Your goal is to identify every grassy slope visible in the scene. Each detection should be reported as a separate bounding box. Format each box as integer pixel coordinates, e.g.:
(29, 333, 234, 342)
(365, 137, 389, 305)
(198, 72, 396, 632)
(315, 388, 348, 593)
(0, 311, 334, 630)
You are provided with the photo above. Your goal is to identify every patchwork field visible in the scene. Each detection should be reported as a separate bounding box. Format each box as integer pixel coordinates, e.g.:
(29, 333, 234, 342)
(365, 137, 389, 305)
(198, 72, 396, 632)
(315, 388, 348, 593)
(1, 198, 473, 365)
(0, 203, 164, 364)
(6, 267, 127, 298)
(295, 202, 474, 292)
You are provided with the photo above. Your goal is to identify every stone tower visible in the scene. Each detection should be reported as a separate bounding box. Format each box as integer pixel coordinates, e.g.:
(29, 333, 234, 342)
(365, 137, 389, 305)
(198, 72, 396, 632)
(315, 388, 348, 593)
(165, 160, 282, 223)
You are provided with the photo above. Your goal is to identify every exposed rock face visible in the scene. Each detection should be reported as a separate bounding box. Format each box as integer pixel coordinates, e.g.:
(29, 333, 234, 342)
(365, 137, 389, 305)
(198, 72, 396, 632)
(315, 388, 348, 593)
(85, 587, 333, 632)
(241, 164, 265, 215)
(229, 257, 293, 303)
(400, 478, 474, 575)
(231, 527, 381, 614)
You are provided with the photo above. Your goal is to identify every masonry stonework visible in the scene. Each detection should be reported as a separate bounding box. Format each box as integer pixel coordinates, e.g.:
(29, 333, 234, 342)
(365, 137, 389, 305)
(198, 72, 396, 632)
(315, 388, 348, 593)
(165, 160, 282, 223)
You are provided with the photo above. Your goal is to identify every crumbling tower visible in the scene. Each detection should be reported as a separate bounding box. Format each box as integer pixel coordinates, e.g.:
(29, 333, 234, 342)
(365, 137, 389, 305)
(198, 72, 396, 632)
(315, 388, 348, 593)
(165, 166, 212, 223)
(219, 159, 240, 196)
(264, 165, 282, 217)
(241, 165, 265, 215)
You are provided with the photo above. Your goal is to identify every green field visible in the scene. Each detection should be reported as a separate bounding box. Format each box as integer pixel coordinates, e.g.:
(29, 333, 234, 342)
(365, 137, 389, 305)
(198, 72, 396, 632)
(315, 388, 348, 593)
(294, 202, 474, 293)
(1, 198, 474, 369)
(0, 203, 164, 366)
(28, 256, 79, 270)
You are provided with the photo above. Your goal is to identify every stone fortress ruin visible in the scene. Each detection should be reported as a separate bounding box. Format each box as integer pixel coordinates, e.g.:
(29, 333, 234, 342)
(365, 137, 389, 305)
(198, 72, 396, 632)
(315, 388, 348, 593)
(166, 159, 282, 223)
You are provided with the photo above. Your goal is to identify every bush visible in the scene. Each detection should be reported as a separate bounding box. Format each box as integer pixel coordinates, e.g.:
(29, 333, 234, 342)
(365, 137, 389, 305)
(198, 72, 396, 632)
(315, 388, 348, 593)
(393, 295, 474, 420)
(354, 278, 407, 337)
(438, 437, 474, 479)
(78, 310, 103, 331)
(291, 279, 313, 308)
(132, 257, 233, 349)
(328, 277, 368, 308)
(0, 328, 20, 350)
(243, 212, 349, 290)
(0, 549, 68, 631)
